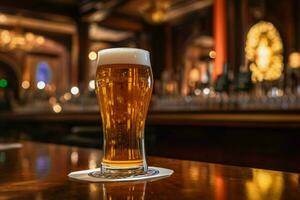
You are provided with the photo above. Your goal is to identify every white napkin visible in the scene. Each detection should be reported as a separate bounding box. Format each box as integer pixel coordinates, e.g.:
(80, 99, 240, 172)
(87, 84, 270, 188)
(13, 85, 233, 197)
(68, 166, 173, 182)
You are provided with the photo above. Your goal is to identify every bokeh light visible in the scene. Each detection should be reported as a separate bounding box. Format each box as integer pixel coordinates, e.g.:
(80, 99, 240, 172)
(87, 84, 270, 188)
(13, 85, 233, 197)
(203, 88, 210, 95)
(209, 50, 216, 59)
(25, 32, 35, 41)
(22, 81, 30, 89)
(37, 81, 46, 90)
(70, 86, 79, 95)
(88, 80, 95, 90)
(88, 51, 97, 61)
(289, 52, 300, 69)
(36, 36, 45, 45)
(49, 97, 57, 105)
(0, 14, 7, 23)
(63, 92, 72, 101)
(52, 103, 62, 113)
(0, 79, 8, 88)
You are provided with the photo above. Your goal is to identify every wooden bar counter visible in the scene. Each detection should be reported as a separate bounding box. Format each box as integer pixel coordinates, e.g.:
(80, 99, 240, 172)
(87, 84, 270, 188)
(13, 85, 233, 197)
(1, 141, 300, 199)
(1, 110, 300, 127)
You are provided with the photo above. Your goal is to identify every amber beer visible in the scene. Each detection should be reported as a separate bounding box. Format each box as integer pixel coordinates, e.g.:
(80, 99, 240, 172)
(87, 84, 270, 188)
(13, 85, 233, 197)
(95, 48, 153, 176)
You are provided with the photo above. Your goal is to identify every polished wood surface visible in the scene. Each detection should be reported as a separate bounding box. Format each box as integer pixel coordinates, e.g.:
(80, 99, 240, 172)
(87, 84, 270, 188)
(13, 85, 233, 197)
(0, 141, 300, 199)
(2, 111, 300, 127)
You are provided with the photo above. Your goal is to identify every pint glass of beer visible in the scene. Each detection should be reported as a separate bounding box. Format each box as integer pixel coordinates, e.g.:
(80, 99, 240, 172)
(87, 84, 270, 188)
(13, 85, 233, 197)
(95, 48, 153, 177)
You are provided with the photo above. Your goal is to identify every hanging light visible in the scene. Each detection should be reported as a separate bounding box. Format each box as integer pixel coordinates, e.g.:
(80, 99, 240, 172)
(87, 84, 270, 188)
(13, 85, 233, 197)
(0, 29, 45, 51)
(0, 15, 45, 51)
(140, 0, 171, 24)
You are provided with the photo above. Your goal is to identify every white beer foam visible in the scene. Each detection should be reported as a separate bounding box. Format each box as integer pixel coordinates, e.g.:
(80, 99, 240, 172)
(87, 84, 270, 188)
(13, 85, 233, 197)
(97, 48, 151, 67)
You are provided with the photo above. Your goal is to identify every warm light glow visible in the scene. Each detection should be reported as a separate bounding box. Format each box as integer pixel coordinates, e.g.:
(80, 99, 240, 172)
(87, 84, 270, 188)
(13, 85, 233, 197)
(49, 97, 57, 105)
(189, 164, 200, 181)
(89, 184, 98, 194)
(203, 88, 210, 95)
(246, 170, 283, 200)
(36, 36, 45, 45)
(89, 159, 97, 169)
(88, 80, 95, 90)
(289, 52, 300, 69)
(1, 30, 11, 44)
(151, 10, 164, 23)
(189, 68, 200, 82)
(256, 38, 272, 71)
(245, 21, 283, 83)
(71, 151, 78, 165)
(0, 14, 7, 23)
(37, 81, 46, 90)
(52, 103, 62, 113)
(21, 81, 30, 89)
(140, 1, 170, 24)
(25, 32, 35, 41)
(276, 89, 284, 97)
(63, 92, 72, 101)
(194, 89, 201, 96)
(209, 50, 216, 59)
(88, 152, 98, 169)
(0, 29, 45, 51)
(165, 82, 176, 94)
(88, 51, 97, 61)
(70, 86, 79, 95)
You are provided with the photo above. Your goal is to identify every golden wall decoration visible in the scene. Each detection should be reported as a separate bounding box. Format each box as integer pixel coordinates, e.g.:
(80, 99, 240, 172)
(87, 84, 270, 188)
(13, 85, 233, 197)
(288, 52, 300, 69)
(245, 21, 283, 83)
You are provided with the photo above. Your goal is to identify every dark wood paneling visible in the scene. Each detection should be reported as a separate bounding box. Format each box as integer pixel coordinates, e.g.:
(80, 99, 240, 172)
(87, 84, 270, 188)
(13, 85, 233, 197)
(0, 0, 79, 18)
(77, 22, 89, 85)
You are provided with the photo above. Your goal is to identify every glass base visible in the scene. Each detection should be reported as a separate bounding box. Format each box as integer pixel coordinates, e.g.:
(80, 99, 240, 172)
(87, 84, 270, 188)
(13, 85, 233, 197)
(88, 167, 159, 180)
(97, 164, 147, 179)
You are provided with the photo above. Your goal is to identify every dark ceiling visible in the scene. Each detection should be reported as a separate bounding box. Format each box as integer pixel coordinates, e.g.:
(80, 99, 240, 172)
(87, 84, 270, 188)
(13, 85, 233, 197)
(0, 0, 212, 24)
(0, 0, 84, 19)
(0, 0, 128, 22)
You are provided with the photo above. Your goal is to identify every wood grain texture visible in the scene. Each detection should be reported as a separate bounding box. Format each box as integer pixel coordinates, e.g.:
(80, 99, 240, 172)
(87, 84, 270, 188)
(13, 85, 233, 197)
(0, 141, 300, 199)
(2, 111, 300, 127)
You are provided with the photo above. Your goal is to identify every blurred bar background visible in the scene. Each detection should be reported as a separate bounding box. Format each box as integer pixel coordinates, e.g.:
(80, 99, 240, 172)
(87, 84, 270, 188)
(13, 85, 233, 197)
(1, 0, 300, 172)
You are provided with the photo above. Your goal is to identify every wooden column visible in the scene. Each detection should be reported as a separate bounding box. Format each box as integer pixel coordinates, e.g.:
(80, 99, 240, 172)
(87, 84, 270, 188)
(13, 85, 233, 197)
(77, 22, 90, 87)
(213, 0, 227, 79)
(165, 26, 173, 72)
(149, 25, 165, 81)
(71, 33, 79, 85)
(295, 0, 300, 50)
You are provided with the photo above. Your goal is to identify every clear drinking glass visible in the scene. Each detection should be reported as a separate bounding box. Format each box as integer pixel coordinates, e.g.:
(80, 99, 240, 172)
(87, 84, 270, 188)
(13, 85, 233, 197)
(95, 48, 153, 177)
